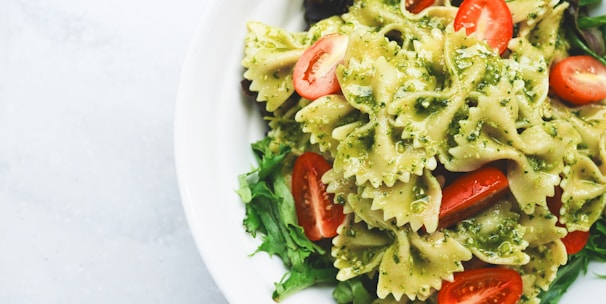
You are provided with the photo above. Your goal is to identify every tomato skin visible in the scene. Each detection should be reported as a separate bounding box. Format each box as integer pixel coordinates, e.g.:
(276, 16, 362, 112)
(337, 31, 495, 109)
(547, 186, 590, 255)
(291, 152, 346, 241)
(438, 268, 523, 304)
(438, 166, 509, 229)
(549, 55, 606, 105)
(561, 230, 590, 255)
(453, 0, 513, 55)
(404, 0, 435, 14)
(293, 34, 349, 101)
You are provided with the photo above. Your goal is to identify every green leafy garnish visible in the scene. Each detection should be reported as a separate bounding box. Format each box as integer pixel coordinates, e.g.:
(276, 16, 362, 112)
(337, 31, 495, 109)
(273, 253, 340, 301)
(333, 277, 374, 304)
(238, 137, 346, 301)
(564, 0, 606, 64)
(238, 137, 321, 268)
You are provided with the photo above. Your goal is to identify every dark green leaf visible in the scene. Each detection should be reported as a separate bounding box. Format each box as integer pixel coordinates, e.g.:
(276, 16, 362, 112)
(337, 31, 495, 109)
(564, 0, 606, 57)
(273, 255, 339, 301)
(578, 15, 606, 28)
(238, 137, 337, 301)
(565, 26, 606, 65)
(580, 0, 601, 6)
(333, 277, 374, 304)
(251, 137, 290, 180)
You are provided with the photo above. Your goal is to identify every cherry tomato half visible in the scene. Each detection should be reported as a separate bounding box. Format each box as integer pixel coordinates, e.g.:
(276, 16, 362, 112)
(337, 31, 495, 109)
(404, 0, 435, 14)
(547, 186, 590, 255)
(453, 0, 513, 55)
(293, 33, 349, 101)
(438, 166, 509, 229)
(291, 152, 346, 241)
(561, 230, 590, 255)
(549, 55, 606, 105)
(438, 268, 523, 304)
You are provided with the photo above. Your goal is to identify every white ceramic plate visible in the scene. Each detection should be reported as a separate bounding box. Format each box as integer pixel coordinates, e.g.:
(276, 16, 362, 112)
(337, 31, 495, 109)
(175, 1, 606, 303)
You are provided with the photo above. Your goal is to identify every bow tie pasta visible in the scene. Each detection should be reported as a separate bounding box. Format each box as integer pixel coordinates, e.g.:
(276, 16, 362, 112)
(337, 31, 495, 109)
(240, 0, 606, 302)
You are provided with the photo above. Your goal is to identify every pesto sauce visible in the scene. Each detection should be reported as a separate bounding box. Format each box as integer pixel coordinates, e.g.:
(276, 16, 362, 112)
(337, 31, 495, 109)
(458, 207, 525, 260)
(413, 97, 449, 116)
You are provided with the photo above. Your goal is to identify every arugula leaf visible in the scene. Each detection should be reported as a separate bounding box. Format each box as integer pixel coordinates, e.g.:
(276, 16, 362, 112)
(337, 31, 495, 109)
(540, 216, 606, 303)
(238, 137, 344, 301)
(273, 253, 376, 303)
(539, 254, 589, 303)
(273, 253, 339, 301)
(250, 138, 290, 181)
(564, 0, 606, 60)
(583, 217, 606, 263)
(578, 15, 606, 28)
(565, 27, 606, 65)
(238, 137, 322, 268)
(333, 277, 374, 304)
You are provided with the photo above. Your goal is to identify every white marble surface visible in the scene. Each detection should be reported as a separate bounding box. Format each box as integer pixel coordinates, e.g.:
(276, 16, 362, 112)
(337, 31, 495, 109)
(0, 0, 227, 302)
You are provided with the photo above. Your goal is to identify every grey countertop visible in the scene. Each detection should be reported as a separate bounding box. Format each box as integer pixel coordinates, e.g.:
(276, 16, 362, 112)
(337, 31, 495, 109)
(0, 0, 226, 302)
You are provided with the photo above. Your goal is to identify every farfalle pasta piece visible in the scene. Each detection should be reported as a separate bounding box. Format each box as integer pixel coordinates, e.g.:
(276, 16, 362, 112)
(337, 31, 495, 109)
(342, 0, 406, 30)
(508, 0, 562, 25)
(332, 31, 438, 187)
(242, 21, 308, 112)
(341, 184, 393, 230)
(453, 200, 530, 265)
(503, 121, 578, 214)
(326, 165, 440, 234)
(322, 168, 357, 210)
(562, 104, 606, 153)
(242, 17, 346, 112)
(550, 103, 606, 230)
(332, 220, 392, 280)
(360, 170, 442, 232)
(334, 114, 437, 187)
(506, 39, 551, 125)
(508, 0, 568, 61)
(443, 30, 574, 214)
(332, 185, 472, 302)
(295, 94, 364, 156)
(514, 240, 567, 303)
(499, 205, 566, 303)
(518, 205, 567, 247)
(376, 229, 471, 301)
(560, 156, 606, 231)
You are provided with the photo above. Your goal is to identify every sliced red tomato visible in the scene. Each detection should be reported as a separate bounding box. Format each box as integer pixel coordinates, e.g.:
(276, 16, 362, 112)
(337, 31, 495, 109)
(438, 166, 509, 229)
(293, 33, 348, 100)
(453, 0, 513, 55)
(547, 186, 590, 255)
(549, 55, 606, 105)
(291, 152, 345, 241)
(404, 0, 435, 14)
(438, 268, 523, 304)
(561, 230, 590, 255)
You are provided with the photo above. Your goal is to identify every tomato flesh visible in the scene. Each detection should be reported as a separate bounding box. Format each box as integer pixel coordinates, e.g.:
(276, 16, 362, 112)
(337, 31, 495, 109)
(293, 34, 349, 100)
(561, 230, 590, 255)
(549, 55, 606, 105)
(438, 268, 523, 304)
(438, 166, 509, 229)
(547, 186, 590, 255)
(291, 152, 345, 241)
(453, 0, 513, 55)
(404, 0, 435, 14)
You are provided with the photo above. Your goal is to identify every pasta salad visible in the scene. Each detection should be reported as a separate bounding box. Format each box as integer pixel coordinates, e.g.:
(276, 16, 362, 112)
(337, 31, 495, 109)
(236, 0, 606, 303)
